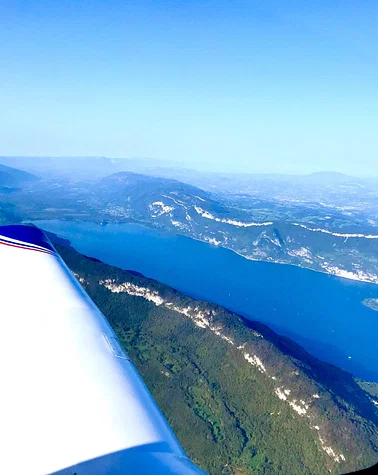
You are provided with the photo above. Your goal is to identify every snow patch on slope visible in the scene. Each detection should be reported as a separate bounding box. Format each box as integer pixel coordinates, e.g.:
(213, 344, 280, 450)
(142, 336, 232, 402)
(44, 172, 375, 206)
(99, 276, 346, 464)
(320, 264, 378, 284)
(288, 247, 313, 261)
(100, 279, 165, 305)
(194, 206, 273, 227)
(293, 223, 378, 239)
(149, 201, 174, 217)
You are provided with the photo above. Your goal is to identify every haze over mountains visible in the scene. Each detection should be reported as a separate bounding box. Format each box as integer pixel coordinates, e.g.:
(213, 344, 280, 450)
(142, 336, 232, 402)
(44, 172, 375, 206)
(0, 156, 180, 180)
(1, 156, 378, 213)
(1, 158, 378, 473)
(1, 155, 377, 182)
(1, 158, 378, 285)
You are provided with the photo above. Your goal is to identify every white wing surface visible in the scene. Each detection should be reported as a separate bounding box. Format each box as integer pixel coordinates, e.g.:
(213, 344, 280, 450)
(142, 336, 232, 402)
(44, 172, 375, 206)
(0, 225, 207, 475)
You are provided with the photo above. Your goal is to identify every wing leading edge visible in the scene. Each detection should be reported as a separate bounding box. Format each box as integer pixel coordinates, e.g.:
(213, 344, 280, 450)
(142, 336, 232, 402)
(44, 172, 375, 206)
(0, 225, 207, 475)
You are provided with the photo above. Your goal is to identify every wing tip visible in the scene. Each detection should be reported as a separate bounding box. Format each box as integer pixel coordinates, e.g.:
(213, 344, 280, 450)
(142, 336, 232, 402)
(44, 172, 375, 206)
(0, 224, 56, 255)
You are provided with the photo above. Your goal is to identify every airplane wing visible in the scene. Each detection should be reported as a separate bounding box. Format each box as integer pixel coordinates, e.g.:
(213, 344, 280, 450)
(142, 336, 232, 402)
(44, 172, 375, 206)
(0, 225, 207, 475)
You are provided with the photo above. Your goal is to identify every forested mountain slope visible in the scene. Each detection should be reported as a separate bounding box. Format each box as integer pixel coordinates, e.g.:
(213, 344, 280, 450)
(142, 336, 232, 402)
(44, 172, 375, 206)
(54, 240, 378, 475)
(95, 172, 378, 284)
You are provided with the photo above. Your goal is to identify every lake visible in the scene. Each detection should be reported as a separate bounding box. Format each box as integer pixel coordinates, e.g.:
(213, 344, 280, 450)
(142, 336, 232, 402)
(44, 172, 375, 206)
(34, 219, 378, 382)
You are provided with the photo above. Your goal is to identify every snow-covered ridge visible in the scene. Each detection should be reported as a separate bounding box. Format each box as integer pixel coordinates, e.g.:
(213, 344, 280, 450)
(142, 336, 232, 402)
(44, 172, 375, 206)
(293, 223, 378, 239)
(149, 201, 174, 217)
(243, 353, 267, 374)
(274, 388, 309, 416)
(203, 236, 222, 246)
(162, 194, 187, 208)
(288, 247, 313, 261)
(194, 206, 273, 227)
(318, 436, 345, 464)
(253, 230, 282, 248)
(100, 279, 165, 306)
(320, 264, 378, 284)
(191, 206, 378, 237)
(98, 276, 345, 464)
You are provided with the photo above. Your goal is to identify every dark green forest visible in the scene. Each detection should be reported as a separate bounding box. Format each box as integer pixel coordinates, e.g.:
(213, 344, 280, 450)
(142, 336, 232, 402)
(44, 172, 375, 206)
(56, 242, 378, 475)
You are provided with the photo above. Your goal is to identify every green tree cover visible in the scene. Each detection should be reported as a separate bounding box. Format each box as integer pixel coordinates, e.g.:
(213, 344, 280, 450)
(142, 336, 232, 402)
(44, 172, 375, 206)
(56, 243, 378, 475)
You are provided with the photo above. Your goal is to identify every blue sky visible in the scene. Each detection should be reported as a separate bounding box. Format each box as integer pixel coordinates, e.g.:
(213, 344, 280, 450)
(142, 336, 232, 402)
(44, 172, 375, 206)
(1, 0, 377, 175)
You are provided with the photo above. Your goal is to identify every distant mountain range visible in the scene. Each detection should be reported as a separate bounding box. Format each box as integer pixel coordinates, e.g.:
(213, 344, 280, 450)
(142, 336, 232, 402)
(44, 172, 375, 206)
(54, 237, 378, 475)
(93, 172, 378, 284)
(2, 165, 378, 285)
(88, 172, 378, 281)
(1, 155, 376, 186)
(0, 156, 178, 180)
(1, 160, 377, 472)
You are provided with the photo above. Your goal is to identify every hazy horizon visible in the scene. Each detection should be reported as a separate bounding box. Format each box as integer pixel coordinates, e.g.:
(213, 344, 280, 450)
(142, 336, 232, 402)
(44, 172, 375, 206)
(1, 1, 377, 175)
(2, 155, 377, 179)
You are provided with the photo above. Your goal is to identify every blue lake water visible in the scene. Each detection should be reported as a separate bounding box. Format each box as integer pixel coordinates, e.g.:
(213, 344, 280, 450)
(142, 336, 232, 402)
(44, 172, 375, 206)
(34, 220, 378, 382)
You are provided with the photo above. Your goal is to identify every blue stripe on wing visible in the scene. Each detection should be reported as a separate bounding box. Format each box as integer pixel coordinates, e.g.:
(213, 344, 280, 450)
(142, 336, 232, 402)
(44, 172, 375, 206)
(0, 225, 56, 255)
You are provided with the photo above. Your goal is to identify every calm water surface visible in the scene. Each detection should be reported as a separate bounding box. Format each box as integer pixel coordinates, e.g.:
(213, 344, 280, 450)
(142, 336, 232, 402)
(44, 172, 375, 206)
(34, 220, 378, 381)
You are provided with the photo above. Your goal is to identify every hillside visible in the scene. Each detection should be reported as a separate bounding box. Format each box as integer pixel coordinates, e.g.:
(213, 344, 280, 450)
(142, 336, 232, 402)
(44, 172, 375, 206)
(0, 164, 38, 223)
(54, 239, 378, 475)
(0, 163, 39, 188)
(2, 169, 378, 285)
(86, 172, 378, 284)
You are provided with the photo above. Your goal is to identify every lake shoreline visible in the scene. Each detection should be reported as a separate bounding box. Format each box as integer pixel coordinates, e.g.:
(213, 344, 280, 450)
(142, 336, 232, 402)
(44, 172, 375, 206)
(32, 219, 378, 382)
